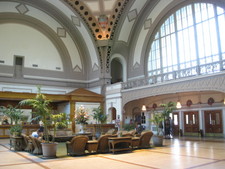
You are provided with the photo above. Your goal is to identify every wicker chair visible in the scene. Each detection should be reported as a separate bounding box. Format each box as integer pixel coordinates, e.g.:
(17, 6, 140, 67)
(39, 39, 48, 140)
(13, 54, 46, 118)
(105, 129, 116, 135)
(21, 133, 33, 152)
(30, 136, 43, 155)
(97, 135, 112, 153)
(132, 131, 153, 149)
(66, 135, 88, 156)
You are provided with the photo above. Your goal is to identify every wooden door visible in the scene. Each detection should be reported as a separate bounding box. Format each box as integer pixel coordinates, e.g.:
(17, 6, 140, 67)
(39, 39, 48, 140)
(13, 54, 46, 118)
(184, 111, 199, 133)
(204, 110, 223, 133)
(172, 112, 179, 136)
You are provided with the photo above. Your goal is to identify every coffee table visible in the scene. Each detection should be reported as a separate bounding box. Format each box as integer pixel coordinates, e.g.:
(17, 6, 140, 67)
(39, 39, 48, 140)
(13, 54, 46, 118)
(108, 137, 132, 154)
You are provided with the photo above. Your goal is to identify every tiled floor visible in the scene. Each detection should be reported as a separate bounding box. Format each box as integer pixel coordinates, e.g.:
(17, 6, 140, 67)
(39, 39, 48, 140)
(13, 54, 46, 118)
(0, 137, 225, 169)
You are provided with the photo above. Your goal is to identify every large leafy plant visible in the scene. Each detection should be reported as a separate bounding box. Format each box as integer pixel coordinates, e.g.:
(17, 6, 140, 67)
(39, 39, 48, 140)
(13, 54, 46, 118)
(51, 113, 68, 142)
(92, 106, 107, 124)
(19, 87, 52, 142)
(150, 112, 164, 136)
(0, 105, 24, 124)
(151, 102, 176, 136)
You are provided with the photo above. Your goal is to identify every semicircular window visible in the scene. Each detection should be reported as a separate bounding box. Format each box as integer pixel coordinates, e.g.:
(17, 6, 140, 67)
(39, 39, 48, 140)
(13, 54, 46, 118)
(148, 2, 225, 83)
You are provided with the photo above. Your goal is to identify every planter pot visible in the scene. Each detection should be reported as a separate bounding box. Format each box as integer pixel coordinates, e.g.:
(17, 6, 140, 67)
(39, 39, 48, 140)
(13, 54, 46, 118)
(153, 135, 163, 147)
(41, 142, 58, 158)
(79, 124, 85, 133)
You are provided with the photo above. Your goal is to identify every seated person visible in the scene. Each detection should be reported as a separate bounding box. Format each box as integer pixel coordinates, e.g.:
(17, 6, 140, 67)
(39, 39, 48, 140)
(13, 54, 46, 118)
(31, 129, 43, 139)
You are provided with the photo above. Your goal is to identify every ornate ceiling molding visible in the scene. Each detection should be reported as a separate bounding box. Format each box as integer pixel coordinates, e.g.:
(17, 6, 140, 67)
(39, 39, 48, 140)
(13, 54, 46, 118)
(64, 0, 130, 40)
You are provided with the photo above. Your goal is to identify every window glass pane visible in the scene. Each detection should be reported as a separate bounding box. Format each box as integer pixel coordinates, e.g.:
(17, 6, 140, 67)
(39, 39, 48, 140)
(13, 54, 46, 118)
(209, 113, 212, 124)
(218, 12, 225, 53)
(186, 114, 189, 124)
(216, 113, 220, 125)
(174, 114, 178, 125)
(192, 114, 195, 124)
(148, 2, 224, 82)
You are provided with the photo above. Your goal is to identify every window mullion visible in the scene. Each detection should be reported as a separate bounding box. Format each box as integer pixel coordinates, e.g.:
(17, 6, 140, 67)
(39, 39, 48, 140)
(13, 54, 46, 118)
(174, 13, 180, 79)
(192, 3, 200, 75)
(214, 5, 223, 71)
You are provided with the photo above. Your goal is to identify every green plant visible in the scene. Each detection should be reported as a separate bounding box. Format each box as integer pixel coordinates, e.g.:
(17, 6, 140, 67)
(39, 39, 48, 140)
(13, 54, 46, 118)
(123, 123, 136, 131)
(51, 113, 68, 142)
(160, 101, 176, 118)
(9, 124, 23, 136)
(151, 102, 176, 136)
(0, 105, 24, 124)
(150, 112, 164, 136)
(92, 106, 107, 124)
(19, 86, 52, 142)
(92, 106, 107, 136)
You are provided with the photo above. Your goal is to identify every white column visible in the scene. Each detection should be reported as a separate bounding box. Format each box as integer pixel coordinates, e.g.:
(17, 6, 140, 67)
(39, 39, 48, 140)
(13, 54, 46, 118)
(179, 110, 184, 135)
(222, 108, 225, 138)
(199, 109, 204, 130)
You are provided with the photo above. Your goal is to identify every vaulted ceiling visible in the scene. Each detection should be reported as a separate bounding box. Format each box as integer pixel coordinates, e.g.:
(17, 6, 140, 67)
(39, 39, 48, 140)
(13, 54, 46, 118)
(64, 0, 129, 40)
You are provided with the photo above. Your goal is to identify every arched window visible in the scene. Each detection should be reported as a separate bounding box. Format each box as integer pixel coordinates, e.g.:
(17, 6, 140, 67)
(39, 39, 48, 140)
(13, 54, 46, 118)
(148, 3, 225, 83)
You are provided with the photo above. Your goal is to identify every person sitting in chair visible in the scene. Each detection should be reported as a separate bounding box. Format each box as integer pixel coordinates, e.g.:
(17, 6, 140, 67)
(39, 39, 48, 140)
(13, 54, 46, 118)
(31, 129, 43, 139)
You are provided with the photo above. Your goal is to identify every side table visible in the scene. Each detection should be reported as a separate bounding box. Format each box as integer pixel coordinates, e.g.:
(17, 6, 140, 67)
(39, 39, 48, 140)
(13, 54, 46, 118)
(86, 140, 98, 153)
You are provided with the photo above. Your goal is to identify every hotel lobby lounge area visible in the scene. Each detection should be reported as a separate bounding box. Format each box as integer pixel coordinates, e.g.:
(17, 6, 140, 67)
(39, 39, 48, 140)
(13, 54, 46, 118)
(0, 137, 225, 169)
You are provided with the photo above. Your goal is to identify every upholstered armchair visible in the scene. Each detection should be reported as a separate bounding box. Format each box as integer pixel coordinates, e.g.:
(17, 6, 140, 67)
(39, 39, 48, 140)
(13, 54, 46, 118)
(29, 136, 43, 155)
(132, 131, 153, 149)
(21, 133, 33, 152)
(96, 135, 112, 153)
(66, 135, 88, 156)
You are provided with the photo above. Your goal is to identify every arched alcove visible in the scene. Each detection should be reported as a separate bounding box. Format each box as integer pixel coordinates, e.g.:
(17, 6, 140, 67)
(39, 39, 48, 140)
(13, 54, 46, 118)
(110, 53, 127, 84)
(111, 58, 123, 84)
(107, 107, 117, 123)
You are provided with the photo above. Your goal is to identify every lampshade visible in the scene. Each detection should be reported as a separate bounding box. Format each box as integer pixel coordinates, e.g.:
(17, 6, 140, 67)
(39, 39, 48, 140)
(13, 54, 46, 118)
(142, 105, 147, 111)
(176, 101, 182, 109)
(224, 98, 225, 105)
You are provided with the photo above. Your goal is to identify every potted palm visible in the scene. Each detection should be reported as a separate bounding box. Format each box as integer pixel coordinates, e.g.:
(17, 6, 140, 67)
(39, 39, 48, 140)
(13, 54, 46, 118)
(51, 112, 68, 142)
(0, 105, 24, 136)
(151, 112, 164, 146)
(19, 87, 57, 158)
(9, 124, 23, 137)
(92, 106, 107, 138)
(0, 105, 24, 125)
(151, 102, 176, 146)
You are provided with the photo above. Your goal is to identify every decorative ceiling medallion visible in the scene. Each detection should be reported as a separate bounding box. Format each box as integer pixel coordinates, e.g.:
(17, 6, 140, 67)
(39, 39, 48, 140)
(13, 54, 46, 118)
(152, 103, 157, 109)
(57, 27, 66, 37)
(186, 99, 192, 107)
(71, 16, 81, 27)
(208, 97, 215, 106)
(16, 3, 29, 14)
(128, 9, 137, 22)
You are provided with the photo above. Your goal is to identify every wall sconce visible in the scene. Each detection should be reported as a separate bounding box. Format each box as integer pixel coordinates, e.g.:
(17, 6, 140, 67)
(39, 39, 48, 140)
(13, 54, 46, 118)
(176, 101, 182, 109)
(223, 98, 225, 105)
(142, 105, 147, 112)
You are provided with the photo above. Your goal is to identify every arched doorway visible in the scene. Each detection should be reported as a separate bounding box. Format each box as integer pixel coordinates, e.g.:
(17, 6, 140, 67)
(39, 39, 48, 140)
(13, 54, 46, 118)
(107, 107, 117, 123)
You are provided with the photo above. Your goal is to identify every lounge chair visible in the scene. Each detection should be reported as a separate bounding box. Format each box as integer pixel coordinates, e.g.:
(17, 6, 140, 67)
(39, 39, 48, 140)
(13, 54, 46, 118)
(132, 131, 153, 149)
(96, 135, 111, 153)
(29, 136, 43, 154)
(66, 135, 88, 156)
